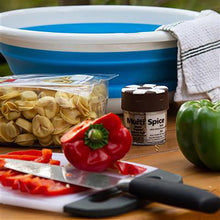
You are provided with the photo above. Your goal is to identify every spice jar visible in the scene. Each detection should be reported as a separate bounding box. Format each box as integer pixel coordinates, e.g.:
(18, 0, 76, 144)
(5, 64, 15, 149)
(121, 84, 169, 146)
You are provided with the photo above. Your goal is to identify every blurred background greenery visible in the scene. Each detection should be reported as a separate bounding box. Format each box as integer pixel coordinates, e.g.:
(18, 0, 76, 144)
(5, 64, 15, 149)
(1, 0, 219, 77)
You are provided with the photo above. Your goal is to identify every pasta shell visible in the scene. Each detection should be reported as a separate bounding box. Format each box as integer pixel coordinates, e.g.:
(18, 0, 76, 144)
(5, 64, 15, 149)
(89, 93, 107, 117)
(92, 83, 107, 98)
(55, 91, 75, 108)
(22, 109, 38, 120)
(1, 101, 21, 120)
(0, 121, 20, 142)
(0, 115, 7, 123)
(32, 115, 54, 138)
(0, 117, 6, 143)
(38, 90, 56, 98)
(34, 106, 45, 116)
(0, 90, 20, 100)
(15, 118, 32, 133)
(38, 135, 53, 147)
(51, 114, 71, 135)
(88, 111, 97, 119)
(15, 100, 37, 111)
(37, 96, 59, 119)
(60, 108, 80, 125)
(0, 88, 4, 96)
(89, 95, 99, 104)
(0, 136, 4, 143)
(15, 133, 36, 146)
(21, 91, 38, 101)
(72, 95, 90, 117)
(52, 134, 62, 145)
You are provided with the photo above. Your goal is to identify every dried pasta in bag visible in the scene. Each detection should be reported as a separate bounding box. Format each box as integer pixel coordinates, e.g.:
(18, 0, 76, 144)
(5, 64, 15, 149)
(15, 133, 37, 146)
(0, 121, 20, 142)
(0, 74, 116, 147)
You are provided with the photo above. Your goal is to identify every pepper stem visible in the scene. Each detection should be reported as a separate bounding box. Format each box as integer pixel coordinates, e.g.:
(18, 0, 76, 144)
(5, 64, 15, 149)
(84, 124, 109, 150)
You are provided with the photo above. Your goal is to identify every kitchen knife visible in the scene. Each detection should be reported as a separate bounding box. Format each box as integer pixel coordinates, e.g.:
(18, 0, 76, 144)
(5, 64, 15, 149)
(3, 158, 220, 213)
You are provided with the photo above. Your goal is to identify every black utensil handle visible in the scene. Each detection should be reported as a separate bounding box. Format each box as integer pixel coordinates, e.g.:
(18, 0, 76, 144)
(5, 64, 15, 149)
(129, 177, 220, 213)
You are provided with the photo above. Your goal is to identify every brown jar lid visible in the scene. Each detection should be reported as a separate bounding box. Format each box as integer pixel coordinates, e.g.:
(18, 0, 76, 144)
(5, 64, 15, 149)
(121, 84, 169, 112)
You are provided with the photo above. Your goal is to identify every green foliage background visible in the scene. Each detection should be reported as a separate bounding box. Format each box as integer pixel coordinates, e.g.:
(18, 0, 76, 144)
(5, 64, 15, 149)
(1, 0, 219, 12)
(1, 0, 219, 76)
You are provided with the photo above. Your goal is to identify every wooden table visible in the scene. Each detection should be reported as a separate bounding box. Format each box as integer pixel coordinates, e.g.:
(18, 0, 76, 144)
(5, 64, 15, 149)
(0, 105, 219, 220)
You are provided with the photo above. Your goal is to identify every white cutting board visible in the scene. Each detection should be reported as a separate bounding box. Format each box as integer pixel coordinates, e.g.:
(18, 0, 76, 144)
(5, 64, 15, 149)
(0, 153, 156, 213)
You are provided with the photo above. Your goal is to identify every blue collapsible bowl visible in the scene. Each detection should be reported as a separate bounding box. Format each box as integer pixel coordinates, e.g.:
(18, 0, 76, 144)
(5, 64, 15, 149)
(0, 6, 198, 112)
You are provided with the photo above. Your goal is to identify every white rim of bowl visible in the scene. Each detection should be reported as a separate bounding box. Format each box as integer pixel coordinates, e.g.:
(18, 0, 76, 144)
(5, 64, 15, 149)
(0, 5, 199, 51)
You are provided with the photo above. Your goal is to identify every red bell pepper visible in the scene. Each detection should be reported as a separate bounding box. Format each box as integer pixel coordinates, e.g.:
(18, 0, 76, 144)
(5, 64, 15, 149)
(61, 113, 132, 172)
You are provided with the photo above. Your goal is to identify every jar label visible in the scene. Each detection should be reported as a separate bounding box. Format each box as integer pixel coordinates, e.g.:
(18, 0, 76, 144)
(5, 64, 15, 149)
(123, 111, 167, 145)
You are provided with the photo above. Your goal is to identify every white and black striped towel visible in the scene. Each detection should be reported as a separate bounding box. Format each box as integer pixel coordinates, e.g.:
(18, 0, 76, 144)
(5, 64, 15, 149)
(157, 10, 220, 102)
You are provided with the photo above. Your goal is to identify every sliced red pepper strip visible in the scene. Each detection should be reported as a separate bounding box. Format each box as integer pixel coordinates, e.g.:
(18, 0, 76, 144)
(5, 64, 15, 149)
(18, 175, 35, 192)
(17, 176, 85, 196)
(0, 170, 13, 182)
(38, 179, 85, 196)
(0, 148, 146, 197)
(42, 148, 52, 161)
(0, 154, 40, 161)
(11, 174, 33, 190)
(49, 159, 61, 165)
(45, 183, 84, 196)
(3, 173, 30, 188)
(7, 150, 43, 156)
(1, 170, 20, 186)
(34, 149, 52, 163)
(0, 159, 5, 168)
(0, 149, 53, 163)
(23, 176, 45, 194)
(114, 161, 147, 175)
(0, 148, 86, 196)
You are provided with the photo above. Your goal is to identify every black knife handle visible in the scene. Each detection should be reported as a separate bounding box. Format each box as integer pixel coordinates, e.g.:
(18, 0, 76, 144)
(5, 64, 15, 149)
(129, 177, 220, 213)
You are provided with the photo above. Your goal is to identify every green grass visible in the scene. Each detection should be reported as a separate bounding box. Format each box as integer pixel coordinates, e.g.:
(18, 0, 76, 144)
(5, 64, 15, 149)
(1, 0, 219, 12)
(0, 63, 12, 77)
(0, 0, 58, 12)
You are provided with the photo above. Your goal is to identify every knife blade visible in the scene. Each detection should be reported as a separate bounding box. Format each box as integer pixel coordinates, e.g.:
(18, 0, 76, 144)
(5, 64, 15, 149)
(3, 158, 220, 213)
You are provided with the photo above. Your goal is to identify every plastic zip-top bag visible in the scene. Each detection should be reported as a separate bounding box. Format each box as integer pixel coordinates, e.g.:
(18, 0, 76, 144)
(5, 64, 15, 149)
(0, 74, 117, 147)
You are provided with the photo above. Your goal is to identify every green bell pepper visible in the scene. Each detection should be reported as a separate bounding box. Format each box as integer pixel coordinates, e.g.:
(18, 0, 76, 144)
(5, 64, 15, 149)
(176, 99, 220, 170)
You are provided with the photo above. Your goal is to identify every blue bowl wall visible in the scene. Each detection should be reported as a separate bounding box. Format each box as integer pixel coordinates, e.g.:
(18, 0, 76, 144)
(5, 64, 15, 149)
(1, 43, 177, 98)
